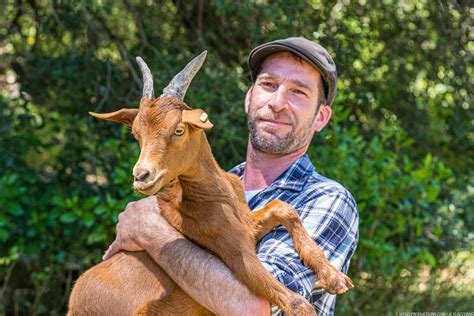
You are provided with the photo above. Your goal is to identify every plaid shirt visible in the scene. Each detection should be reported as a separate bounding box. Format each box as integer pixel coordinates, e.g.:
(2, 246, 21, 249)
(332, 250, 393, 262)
(229, 154, 359, 316)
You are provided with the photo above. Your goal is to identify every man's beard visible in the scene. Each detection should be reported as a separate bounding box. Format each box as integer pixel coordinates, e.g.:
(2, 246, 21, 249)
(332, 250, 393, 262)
(247, 108, 315, 155)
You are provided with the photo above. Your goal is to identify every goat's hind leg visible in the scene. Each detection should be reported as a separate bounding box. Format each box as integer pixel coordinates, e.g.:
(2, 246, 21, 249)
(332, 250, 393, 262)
(252, 200, 354, 295)
(135, 287, 213, 316)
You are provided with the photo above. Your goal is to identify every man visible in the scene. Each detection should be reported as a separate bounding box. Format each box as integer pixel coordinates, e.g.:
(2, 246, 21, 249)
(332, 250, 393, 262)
(103, 37, 359, 316)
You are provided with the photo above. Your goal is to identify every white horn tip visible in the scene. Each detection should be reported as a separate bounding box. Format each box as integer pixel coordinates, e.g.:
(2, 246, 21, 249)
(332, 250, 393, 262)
(195, 51, 207, 62)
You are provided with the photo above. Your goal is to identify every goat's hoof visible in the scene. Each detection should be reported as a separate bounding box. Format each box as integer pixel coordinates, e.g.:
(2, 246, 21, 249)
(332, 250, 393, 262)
(316, 267, 354, 295)
(288, 297, 317, 316)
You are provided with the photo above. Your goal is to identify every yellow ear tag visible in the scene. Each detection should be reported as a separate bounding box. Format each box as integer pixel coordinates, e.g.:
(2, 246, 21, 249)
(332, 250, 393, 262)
(182, 109, 213, 129)
(199, 113, 208, 123)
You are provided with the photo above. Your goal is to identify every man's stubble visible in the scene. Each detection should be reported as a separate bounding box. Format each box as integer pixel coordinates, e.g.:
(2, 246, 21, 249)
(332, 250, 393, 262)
(247, 106, 317, 155)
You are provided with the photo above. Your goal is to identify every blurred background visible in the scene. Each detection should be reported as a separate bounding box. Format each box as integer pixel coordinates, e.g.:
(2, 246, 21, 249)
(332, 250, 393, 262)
(0, 0, 472, 315)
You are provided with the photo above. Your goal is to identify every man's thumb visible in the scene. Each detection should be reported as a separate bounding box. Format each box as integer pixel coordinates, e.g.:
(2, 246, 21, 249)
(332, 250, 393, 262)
(102, 240, 120, 261)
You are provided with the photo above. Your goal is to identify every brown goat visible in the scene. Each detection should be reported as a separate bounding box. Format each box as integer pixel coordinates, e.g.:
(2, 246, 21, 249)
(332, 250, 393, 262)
(68, 52, 353, 316)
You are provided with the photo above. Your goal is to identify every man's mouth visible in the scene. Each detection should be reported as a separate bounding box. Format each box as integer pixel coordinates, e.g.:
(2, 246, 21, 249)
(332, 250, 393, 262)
(258, 118, 291, 126)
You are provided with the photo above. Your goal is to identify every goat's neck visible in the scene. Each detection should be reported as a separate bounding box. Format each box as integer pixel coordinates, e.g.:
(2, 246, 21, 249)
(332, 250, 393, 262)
(178, 133, 230, 203)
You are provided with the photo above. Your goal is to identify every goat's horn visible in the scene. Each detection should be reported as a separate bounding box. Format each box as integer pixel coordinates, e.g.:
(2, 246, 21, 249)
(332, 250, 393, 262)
(136, 56, 155, 99)
(161, 51, 207, 101)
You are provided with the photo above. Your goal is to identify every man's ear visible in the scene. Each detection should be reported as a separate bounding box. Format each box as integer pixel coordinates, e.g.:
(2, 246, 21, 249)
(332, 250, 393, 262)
(312, 105, 332, 132)
(244, 86, 253, 114)
(89, 108, 139, 126)
(182, 109, 213, 129)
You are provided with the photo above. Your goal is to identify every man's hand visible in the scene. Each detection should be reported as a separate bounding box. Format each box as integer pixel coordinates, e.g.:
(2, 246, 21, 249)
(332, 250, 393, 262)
(102, 196, 174, 260)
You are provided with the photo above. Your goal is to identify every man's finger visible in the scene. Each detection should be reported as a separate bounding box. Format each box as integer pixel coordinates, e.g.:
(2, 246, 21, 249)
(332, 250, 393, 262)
(102, 240, 121, 261)
(146, 195, 159, 209)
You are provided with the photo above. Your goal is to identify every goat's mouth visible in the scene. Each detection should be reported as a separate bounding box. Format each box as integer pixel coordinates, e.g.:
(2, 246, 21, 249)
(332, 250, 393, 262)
(133, 169, 167, 195)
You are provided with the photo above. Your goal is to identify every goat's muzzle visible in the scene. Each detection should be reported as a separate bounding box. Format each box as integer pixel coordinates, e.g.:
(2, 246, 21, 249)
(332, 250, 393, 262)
(133, 169, 167, 195)
(133, 167, 152, 182)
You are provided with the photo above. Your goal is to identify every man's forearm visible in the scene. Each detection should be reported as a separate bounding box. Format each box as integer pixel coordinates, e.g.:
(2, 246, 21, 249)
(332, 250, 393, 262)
(141, 227, 270, 315)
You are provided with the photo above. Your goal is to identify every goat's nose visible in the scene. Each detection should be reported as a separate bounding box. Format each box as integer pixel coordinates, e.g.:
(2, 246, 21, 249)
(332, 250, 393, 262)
(133, 167, 151, 182)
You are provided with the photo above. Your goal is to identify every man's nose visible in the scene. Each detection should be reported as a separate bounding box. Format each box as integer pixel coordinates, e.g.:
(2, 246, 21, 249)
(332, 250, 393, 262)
(269, 85, 289, 112)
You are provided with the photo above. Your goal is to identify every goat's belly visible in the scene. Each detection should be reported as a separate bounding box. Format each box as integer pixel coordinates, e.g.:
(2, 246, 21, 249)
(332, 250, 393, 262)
(68, 251, 177, 315)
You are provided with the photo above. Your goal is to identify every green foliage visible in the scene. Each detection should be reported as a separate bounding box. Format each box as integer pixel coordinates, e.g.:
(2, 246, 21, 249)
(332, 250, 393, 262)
(0, 0, 472, 314)
(309, 106, 472, 313)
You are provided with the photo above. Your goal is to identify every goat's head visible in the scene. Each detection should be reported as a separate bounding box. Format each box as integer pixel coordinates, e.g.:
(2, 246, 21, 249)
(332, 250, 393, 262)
(90, 52, 213, 195)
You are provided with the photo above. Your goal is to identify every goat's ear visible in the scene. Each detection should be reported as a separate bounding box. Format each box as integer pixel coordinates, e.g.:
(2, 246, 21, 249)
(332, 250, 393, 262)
(89, 108, 139, 126)
(182, 109, 213, 130)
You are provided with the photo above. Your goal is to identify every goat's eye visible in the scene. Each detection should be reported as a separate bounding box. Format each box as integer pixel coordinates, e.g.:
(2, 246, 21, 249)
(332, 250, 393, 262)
(174, 127, 185, 136)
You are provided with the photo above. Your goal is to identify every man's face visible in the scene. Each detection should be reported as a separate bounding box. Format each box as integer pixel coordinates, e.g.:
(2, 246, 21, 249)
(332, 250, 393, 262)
(246, 52, 328, 155)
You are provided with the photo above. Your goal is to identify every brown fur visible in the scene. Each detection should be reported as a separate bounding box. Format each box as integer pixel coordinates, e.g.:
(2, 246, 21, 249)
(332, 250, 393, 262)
(69, 97, 353, 316)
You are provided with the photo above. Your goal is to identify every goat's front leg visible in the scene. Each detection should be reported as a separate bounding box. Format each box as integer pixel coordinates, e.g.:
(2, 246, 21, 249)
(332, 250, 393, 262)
(252, 200, 354, 295)
(222, 251, 316, 316)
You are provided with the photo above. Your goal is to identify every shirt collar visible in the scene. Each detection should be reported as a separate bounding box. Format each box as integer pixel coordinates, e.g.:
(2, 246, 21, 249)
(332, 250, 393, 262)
(228, 154, 315, 192)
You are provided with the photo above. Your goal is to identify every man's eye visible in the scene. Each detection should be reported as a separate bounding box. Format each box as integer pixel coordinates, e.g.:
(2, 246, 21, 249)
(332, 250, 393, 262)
(293, 89, 307, 96)
(174, 127, 185, 136)
(260, 82, 276, 89)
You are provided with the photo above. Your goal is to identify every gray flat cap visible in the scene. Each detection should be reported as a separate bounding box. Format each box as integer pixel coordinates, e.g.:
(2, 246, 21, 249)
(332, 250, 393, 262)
(248, 37, 337, 106)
